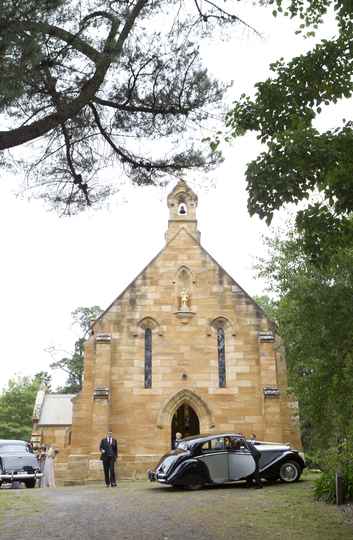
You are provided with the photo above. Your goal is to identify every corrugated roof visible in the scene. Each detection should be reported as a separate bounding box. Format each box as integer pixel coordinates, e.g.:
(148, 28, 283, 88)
(38, 394, 75, 426)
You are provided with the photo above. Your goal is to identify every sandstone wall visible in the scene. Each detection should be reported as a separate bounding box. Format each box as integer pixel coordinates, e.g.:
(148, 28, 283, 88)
(64, 226, 301, 483)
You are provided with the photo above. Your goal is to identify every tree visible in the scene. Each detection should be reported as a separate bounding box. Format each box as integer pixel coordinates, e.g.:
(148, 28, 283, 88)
(0, 372, 50, 440)
(256, 228, 353, 451)
(226, 1, 353, 262)
(50, 305, 102, 393)
(253, 294, 278, 322)
(0, 0, 255, 214)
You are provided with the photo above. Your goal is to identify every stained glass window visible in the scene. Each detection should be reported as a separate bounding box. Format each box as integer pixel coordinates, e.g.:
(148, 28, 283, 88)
(144, 328, 152, 388)
(217, 327, 226, 387)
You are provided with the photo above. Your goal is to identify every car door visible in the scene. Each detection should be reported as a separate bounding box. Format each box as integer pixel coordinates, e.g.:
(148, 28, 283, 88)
(228, 438, 256, 480)
(197, 437, 229, 483)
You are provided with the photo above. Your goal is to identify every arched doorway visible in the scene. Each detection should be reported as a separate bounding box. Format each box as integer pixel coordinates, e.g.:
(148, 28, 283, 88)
(171, 404, 199, 448)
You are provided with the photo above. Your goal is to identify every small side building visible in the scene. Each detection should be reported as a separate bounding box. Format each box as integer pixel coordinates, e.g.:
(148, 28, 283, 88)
(32, 389, 75, 482)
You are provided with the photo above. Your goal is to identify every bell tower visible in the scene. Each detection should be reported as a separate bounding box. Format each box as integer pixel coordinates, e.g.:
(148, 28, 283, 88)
(165, 179, 200, 242)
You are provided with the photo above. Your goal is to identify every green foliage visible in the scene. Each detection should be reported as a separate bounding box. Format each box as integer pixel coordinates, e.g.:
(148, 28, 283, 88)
(253, 294, 278, 322)
(314, 470, 338, 503)
(0, 1, 65, 108)
(257, 226, 353, 450)
(71, 305, 102, 335)
(0, 0, 249, 213)
(0, 372, 50, 440)
(302, 450, 321, 469)
(50, 305, 102, 393)
(314, 440, 353, 503)
(227, 1, 353, 262)
(50, 338, 85, 394)
(272, 0, 353, 31)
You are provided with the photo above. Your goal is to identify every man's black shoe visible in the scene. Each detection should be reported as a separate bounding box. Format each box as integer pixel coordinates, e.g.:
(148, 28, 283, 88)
(254, 484, 263, 489)
(111, 483, 117, 487)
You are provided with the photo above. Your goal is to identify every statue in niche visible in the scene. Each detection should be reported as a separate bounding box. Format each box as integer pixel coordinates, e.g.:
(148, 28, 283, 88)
(179, 289, 190, 311)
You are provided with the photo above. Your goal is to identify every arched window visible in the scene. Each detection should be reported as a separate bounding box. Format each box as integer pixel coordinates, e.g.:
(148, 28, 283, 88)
(211, 317, 231, 388)
(217, 327, 226, 388)
(138, 317, 159, 389)
(144, 327, 152, 388)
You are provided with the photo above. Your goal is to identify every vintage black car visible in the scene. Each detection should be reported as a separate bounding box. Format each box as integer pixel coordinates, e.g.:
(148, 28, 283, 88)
(0, 440, 42, 488)
(148, 433, 305, 489)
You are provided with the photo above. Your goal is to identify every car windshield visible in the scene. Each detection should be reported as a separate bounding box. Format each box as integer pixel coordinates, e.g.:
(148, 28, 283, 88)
(176, 441, 191, 451)
(0, 444, 29, 453)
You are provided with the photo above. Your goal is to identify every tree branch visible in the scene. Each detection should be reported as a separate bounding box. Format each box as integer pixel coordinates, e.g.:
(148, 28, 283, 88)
(0, 39, 117, 149)
(89, 102, 194, 173)
(201, 0, 261, 35)
(2, 20, 102, 63)
(81, 10, 118, 27)
(93, 96, 191, 115)
(113, 0, 149, 56)
(193, 0, 203, 19)
(89, 102, 140, 164)
(0, 6, 126, 150)
(61, 122, 91, 206)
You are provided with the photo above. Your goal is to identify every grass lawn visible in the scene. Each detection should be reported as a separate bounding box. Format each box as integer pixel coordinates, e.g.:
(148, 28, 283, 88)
(0, 473, 352, 540)
(173, 472, 353, 540)
(0, 488, 43, 523)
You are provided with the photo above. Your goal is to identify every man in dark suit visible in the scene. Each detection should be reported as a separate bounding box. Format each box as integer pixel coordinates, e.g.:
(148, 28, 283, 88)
(244, 439, 263, 488)
(100, 431, 118, 487)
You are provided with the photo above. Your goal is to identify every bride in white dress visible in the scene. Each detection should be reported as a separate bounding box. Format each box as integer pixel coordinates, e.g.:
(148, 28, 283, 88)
(42, 446, 57, 487)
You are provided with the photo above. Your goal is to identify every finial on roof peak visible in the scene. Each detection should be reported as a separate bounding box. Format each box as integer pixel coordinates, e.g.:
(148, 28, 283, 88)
(168, 179, 198, 203)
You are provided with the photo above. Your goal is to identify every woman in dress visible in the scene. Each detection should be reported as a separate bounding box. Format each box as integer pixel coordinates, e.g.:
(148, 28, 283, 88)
(37, 445, 47, 487)
(42, 446, 57, 487)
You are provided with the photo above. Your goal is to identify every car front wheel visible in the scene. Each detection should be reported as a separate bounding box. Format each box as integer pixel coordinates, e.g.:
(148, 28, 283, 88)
(186, 482, 204, 490)
(279, 461, 301, 483)
(24, 479, 36, 489)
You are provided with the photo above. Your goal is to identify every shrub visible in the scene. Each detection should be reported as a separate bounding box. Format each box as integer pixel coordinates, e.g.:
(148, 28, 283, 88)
(304, 451, 322, 470)
(314, 469, 337, 503)
(314, 441, 353, 503)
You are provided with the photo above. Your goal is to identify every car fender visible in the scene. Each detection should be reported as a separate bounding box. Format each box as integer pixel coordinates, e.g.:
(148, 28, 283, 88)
(167, 458, 211, 485)
(260, 451, 305, 474)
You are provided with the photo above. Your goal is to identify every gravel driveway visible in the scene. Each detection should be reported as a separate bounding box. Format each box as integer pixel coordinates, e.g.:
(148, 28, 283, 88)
(1, 478, 352, 540)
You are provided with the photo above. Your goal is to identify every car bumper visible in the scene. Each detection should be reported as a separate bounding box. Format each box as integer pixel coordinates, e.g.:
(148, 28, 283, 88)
(0, 472, 43, 480)
(147, 470, 168, 483)
(156, 476, 167, 483)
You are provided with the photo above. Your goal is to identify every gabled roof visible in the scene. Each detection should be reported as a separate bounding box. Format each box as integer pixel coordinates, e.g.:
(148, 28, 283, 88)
(38, 394, 75, 426)
(92, 225, 273, 330)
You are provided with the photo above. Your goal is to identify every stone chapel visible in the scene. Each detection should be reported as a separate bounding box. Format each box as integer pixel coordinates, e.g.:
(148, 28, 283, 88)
(32, 179, 301, 483)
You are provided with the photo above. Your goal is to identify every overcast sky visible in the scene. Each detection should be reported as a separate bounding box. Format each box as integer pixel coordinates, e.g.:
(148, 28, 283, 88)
(0, 5, 341, 390)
